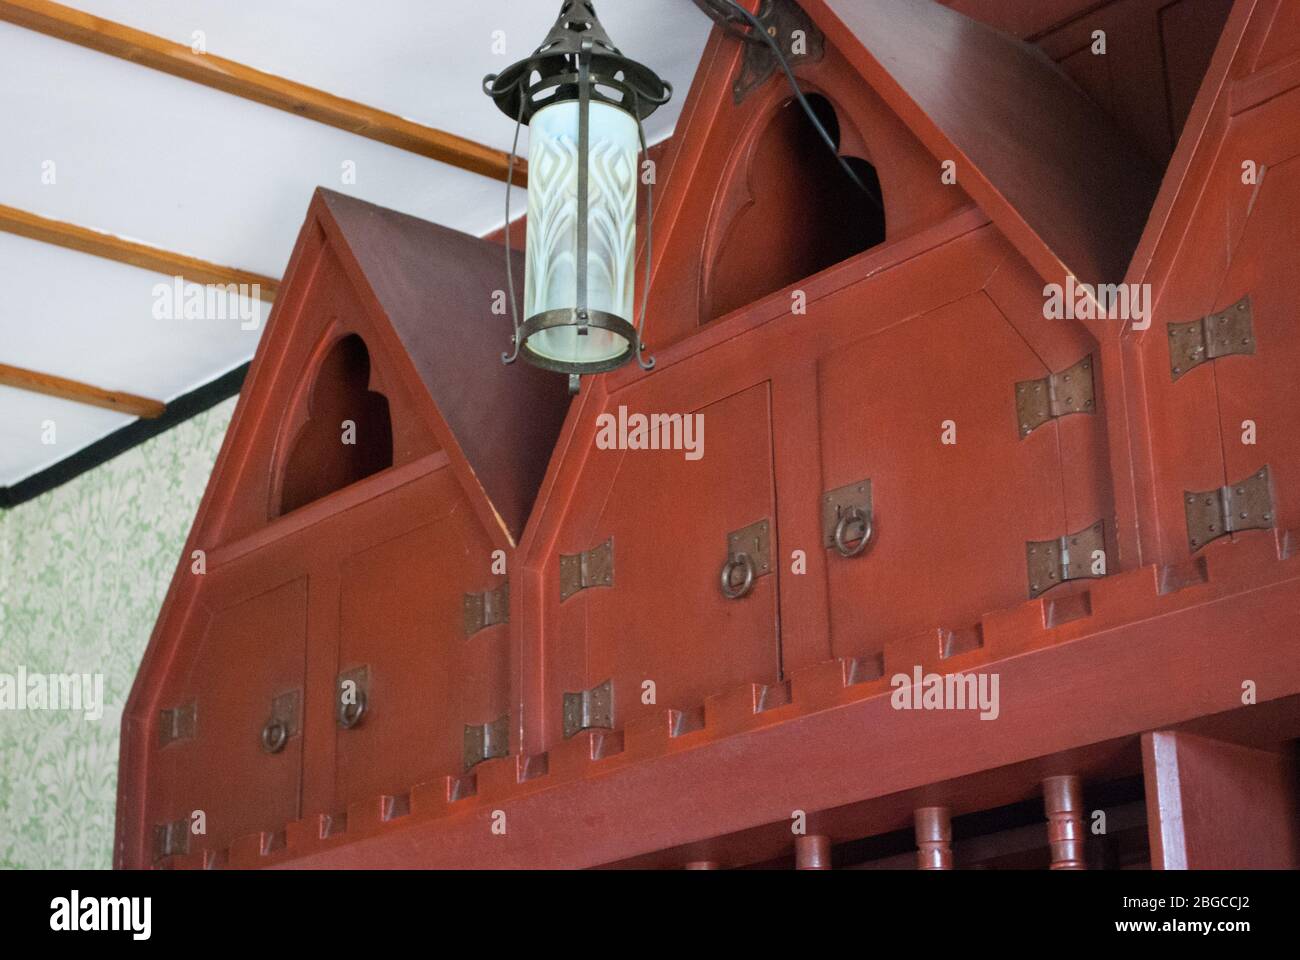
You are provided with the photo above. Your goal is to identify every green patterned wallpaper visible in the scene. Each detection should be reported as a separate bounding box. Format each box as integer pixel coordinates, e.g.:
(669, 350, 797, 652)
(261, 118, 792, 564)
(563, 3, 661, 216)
(0, 397, 236, 869)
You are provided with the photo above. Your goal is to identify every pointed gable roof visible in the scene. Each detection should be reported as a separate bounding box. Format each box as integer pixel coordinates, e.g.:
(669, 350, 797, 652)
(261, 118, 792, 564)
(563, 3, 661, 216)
(314, 189, 570, 543)
(804, 0, 1162, 287)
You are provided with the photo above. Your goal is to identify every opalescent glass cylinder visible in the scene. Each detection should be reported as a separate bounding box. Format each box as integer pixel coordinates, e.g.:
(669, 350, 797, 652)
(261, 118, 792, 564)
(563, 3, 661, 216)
(523, 99, 639, 366)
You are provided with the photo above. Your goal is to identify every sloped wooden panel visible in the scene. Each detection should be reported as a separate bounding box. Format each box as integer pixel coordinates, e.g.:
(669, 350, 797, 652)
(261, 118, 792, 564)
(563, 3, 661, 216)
(811, 0, 1161, 288)
(317, 190, 571, 544)
(1033, 0, 1234, 165)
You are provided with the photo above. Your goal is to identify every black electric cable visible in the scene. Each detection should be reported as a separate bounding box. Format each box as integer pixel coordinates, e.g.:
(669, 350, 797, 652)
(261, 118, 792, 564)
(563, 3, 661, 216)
(691, 0, 883, 210)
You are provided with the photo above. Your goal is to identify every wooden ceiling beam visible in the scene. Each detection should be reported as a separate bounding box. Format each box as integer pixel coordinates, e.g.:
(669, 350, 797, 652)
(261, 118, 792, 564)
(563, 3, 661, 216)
(0, 0, 525, 186)
(0, 363, 165, 419)
(0, 203, 280, 301)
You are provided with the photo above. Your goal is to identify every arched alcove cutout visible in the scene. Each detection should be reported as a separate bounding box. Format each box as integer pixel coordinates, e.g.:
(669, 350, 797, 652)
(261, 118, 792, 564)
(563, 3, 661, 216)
(277, 334, 393, 517)
(706, 93, 886, 323)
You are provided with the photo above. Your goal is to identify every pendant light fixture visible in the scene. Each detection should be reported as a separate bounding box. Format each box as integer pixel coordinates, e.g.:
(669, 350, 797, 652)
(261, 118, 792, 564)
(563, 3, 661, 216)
(484, 2, 672, 393)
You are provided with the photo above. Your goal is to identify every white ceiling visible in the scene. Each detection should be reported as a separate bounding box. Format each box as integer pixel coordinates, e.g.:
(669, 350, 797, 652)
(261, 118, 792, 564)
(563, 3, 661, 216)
(0, 1, 712, 488)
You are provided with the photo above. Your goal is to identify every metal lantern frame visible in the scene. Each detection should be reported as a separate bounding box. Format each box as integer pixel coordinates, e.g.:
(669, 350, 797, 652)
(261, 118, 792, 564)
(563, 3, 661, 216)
(483, 2, 672, 386)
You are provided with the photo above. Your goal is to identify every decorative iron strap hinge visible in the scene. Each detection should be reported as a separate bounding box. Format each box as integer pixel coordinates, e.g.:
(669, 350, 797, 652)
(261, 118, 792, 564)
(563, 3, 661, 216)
(1168, 295, 1255, 381)
(158, 700, 196, 748)
(1185, 466, 1274, 552)
(563, 679, 614, 739)
(463, 581, 509, 637)
(559, 537, 614, 601)
(1015, 355, 1095, 437)
(734, 0, 825, 103)
(1026, 520, 1108, 599)
(153, 817, 190, 862)
(463, 715, 510, 771)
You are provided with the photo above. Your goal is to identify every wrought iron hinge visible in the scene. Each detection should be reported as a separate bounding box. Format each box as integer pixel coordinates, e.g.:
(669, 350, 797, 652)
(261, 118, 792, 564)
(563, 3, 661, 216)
(463, 581, 509, 637)
(463, 715, 510, 771)
(559, 537, 614, 601)
(1185, 466, 1274, 552)
(563, 679, 614, 739)
(1168, 295, 1255, 381)
(822, 479, 874, 557)
(1026, 520, 1108, 599)
(158, 701, 197, 748)
(260, 690, 301, 755)
(1015, 355, 1095, 437)
(734, 0, 825, 103)
(153, 817, 190, 862)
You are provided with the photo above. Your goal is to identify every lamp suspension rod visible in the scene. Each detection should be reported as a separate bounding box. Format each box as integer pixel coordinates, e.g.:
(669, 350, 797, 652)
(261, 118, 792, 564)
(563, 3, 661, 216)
(501, 87, 526, 366)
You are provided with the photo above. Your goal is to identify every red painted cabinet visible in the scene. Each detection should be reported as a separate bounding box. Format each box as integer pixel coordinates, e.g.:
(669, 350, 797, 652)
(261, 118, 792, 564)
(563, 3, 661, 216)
(119, 0, 1300, 870)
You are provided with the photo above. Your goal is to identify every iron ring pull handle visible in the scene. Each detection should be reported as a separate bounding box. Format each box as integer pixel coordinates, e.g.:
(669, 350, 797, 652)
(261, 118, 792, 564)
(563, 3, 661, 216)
(833, 506, 874, 559)
(338, 691, 367, 730)
(720, 552, 757, 600)
(261, 719, 288, 754)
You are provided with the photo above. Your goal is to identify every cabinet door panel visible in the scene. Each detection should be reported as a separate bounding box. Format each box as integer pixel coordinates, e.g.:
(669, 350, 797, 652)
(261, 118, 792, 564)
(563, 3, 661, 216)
(153, 577, 308, 855)
(579, 383, 781, 728)
(818, 292, 1065, 658)
(335, 489, 502, 803)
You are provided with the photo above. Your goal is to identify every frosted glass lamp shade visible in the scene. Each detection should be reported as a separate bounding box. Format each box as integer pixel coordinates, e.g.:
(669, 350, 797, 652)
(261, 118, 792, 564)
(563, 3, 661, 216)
(522, 100, 640, 371)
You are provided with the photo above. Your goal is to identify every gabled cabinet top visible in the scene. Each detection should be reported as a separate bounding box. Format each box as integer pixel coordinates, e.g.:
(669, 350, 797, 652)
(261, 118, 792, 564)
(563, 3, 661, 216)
(192, 188, 571, 550)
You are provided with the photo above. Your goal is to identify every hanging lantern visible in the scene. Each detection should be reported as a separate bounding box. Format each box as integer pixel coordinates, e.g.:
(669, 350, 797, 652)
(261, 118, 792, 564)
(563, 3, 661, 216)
(484, 1, 672, 391)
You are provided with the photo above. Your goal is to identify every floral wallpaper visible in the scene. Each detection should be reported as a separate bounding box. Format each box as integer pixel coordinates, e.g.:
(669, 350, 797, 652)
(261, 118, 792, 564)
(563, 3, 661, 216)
(0, 397, 236, 869)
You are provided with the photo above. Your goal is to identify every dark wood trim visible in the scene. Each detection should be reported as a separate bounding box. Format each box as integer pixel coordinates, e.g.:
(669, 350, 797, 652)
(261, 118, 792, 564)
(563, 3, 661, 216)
(0, 362, 247, 510)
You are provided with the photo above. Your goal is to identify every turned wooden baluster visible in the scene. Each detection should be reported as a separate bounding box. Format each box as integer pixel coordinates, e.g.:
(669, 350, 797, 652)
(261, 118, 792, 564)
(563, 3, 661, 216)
(794, 834, 832, 870)
(1043, 775, 1087, 869)
(914, 805, 953, 869)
